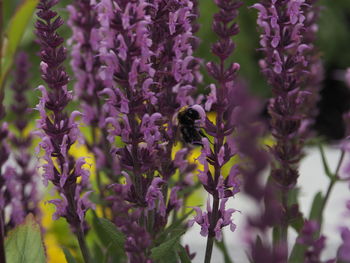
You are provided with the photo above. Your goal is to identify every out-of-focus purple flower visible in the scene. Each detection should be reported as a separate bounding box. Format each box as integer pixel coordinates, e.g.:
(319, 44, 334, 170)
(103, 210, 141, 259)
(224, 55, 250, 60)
(0, 123, 9, 162)
(67, 0, 117, 188)
(346, 68, 350, 88)
(297, 220, 335, 263)
(252, 2, 318, 260)
(0, 123, 23, 230)
(253, 0, 313, 188)
(300, 0, 323, 137)
(338, 227, 350, 262)
(35, 0, 93, 233)
(9, 52, 40, 222)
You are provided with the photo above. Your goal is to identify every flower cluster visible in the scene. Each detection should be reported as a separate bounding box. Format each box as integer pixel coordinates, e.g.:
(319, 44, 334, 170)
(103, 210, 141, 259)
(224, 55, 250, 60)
(35, 0, 93, 235)
(96, 0, 200, 259)
(9, 52, 40, 221)
(253, 0, 312, 188)
(67, 0, 117, 187)
(297, 221, 335, 263)
(302, 0, 322, 128)
(0, 122, 10, 219)
(190, 0, 242, 246)
(0, 119, 8, 263)
(0, 111, 26, 261)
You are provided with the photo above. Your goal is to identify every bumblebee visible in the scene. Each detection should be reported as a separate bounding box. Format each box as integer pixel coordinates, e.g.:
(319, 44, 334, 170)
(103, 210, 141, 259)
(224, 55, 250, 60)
(177, 106, 205, 146)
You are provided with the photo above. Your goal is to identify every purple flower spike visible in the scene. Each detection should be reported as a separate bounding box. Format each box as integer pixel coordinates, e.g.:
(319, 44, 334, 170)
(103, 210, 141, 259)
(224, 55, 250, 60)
(9, 52, 40, 222)
(67, 0, 118, 188)
(96, 0, 200, 260)
(297, 220, 335, 263)
(189, 1, 242, 254)
(0, 122, 23, 231)
(253, 0, 315, 188)
(189, 198, 238, 241)
(338, 227, 350, 262)
(35, 0, 93, 234)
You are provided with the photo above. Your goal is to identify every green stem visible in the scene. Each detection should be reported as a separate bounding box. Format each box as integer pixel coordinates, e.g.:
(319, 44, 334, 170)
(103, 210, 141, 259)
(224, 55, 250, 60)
(335, 150, 345, 176)
(281, 189, 288, 253)
(76, 227, 91, 263)
(204, 197, 220, 263)
(318, 144, 332, 177)
(215, 235, 233, 263)
(91, 126, 107, 218)
(318, 149, 345, 229)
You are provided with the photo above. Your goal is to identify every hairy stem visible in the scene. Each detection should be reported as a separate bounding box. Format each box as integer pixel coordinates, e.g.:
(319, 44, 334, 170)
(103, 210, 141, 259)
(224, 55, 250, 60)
(76, 227, 91, 263)
(204, 197, 220, 263)
(281, 189, 288, 253)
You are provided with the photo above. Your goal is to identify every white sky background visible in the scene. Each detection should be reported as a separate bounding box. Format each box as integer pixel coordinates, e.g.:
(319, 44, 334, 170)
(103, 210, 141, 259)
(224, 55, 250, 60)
(183, 146, 350, 263)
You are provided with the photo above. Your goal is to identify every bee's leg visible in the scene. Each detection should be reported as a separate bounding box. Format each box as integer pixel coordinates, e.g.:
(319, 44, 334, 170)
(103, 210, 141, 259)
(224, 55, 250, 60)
(192, 139, 203, 146)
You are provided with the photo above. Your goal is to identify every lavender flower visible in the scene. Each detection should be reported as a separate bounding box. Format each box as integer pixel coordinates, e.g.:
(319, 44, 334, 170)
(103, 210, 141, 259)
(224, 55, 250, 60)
(0, 119, 8, 262)
(35, 0, 93, 261)
(301, 0, 323, 137)
(9, 52, 40, 221)
(67, 0, 117, 190)
(338, 227, 350, 262)
(252, 0, 318, 259)
(253, 0, 312, 188)
(346, 68, 350, 88)
(97, 0, 200, 260)
(297, 221, 335, 263)
(0, 123, 9, 212)
(187, 0, 242, 262)
(0, 123, 24, 231)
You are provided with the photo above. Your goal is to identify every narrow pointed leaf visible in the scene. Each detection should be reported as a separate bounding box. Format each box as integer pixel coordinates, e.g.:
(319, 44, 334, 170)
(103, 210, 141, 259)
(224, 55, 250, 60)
(309, 191, 323, 221)
(62, 247, 77, 263)
(177, 245, 192, 263)
(151, 229, 185, 261)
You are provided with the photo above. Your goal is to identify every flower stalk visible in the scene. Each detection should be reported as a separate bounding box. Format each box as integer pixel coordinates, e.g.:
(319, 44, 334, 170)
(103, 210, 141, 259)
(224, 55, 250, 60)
(189, 1, 243, 262)
(35, 1, 93, 262)
(253, 0, 315, 256)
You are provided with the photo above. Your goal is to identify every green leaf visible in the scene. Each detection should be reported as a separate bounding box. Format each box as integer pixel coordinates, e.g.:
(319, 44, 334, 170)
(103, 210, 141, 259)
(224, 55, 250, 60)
(289, 192, 324, 262)
(1, 0, 39, 92)
(93, 216, 125, 248)
(62, 247, 77, 263)
(289, 215, 304, 233)
(5, 214, 46, 263)
(272, 226, 281, 244)
(151, 229, 185, 261)
(287, 188, 299, 206)
(157, 209, 193, 243)
(288, 243, 306, 263)
(309, 191, 324, 221)
(177, 245, 191, 263)
(92, 213, 126, 261)
(92, 242, 104, 263)
(318, 144, 334, 179)
(215, 238, 233, 263)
